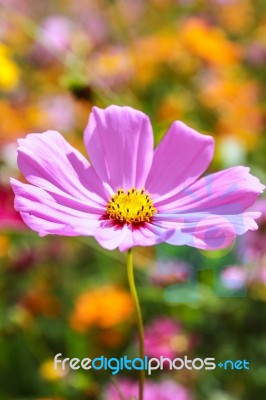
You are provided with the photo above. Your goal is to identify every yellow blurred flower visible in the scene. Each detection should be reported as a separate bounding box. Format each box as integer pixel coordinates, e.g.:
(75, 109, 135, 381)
(180, 18, 241, 67)
(39, 359, 67, 381)
(70, 285, 133, 332)
(0, 44, 20, 91)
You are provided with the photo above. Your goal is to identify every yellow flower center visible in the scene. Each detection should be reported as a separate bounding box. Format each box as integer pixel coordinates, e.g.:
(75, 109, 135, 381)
(107, 188, 157, 224)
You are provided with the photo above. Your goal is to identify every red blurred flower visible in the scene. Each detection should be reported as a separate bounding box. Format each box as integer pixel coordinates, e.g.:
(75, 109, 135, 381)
(0, 184, 25, 230)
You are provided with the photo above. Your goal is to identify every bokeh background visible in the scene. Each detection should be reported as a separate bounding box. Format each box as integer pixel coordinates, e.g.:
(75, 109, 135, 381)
(0, 0, 266, 399)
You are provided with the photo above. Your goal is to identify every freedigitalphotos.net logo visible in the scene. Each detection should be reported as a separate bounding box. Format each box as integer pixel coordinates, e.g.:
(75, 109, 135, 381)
(54, 354, 250, 375)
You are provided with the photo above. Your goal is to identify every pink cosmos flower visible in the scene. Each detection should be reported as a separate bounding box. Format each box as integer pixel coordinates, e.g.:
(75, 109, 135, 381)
(105, 378, 192, 400)
(143, 317, 191, 359)
(220, 265, 247, 290)
(150, 259, 192, 286)
(40, 16, 73, 53)
(10, 106, 264, 252)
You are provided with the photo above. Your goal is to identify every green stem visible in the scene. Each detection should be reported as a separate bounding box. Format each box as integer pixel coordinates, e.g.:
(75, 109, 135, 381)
(127, 249, 145, 400)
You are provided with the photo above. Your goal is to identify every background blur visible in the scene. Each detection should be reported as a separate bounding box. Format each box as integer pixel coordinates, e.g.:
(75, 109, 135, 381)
(0, 0, 266, 399)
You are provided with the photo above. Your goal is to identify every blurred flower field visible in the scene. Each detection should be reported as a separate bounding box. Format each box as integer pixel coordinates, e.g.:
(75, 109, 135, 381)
(0, 0, 266, 399)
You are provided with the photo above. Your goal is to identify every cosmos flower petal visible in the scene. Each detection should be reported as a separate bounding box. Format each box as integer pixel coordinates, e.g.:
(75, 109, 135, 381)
(84, 105, 154, 191)
(145, 121, 214, 200)
(94, 222, 128, 250)
(10, 178, 102, 237)
(153, 166, 265, 250)
(154, 211, 261, 250)
(155, 166, 265, 211)
(118, 223, 174, 252)
(17, 130, 109, 205)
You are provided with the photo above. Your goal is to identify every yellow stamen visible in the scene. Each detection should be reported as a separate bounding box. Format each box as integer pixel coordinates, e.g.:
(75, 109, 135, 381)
(106, 188, 157, 224)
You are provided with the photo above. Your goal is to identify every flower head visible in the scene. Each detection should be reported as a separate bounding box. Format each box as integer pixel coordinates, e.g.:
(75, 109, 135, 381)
(11, 106, 264, 252)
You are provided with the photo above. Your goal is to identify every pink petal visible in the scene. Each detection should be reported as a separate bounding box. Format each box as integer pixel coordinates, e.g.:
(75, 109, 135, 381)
(154, 166, 265, 250)
(10, 179, 101, 236)
(162, 212, 261, 250)
(17, 130, 109, 205)
(118, 223, 175, 252)
(94, 221, 174, 252)
(84, 106, 154, 191)
(94, 221, 128, 250)
(145, 121, 214, 201)
(155, 166, 265, 212)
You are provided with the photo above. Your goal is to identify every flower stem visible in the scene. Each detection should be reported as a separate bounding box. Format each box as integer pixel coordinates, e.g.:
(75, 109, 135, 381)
(127, 249, 145, 400)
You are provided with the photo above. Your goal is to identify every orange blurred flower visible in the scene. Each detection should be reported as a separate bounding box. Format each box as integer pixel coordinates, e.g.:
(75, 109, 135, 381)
(0, 235, 9, 258)
(130, 31, 182, 85)
(214, 0, 254, 34)
(199, 71, 262, 147)
(70, 285, 133, 332)
(180, 18, 241, 67)
(0, 101, 45, 144)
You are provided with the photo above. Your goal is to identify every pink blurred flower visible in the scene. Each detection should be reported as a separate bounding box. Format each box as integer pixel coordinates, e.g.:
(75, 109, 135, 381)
(70, 0, 109, 46)
(10, 106, 264, 252)
(29, 16, 74, 66)
(246, 199, 266, 261)
(82, 11, 109, 46)
(150, 259, 192, 286)
(118, 0, 145, 25)
(105, 378, 192, 400)
(246, 44, 266, 66)
(40, 95, 76, 133)
(40, 16, 73, 53)
(0, 184, 24, 230)
(144, 317, 191, 358)
(0, 0, 33, 16)
(221, 265, 247, 290)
